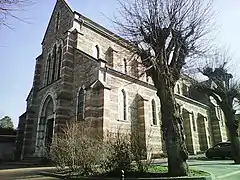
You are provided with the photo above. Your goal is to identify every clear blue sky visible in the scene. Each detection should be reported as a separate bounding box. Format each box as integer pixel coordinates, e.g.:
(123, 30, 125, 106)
(0, 0, 240, 128)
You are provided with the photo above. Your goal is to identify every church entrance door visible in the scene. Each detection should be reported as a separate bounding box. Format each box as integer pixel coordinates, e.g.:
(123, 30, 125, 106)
(45, 118, 54, 155)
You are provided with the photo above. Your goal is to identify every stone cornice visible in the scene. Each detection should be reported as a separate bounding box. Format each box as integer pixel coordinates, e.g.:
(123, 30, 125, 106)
(25, 88, 33, 102)
(36, 54, 43, 60)
(176, 94, 209, 109)
(101, 66, 156, 91)
(74, 48, 98, 62)
(103, 67, 209, 109)
(90, 80, 111, 90)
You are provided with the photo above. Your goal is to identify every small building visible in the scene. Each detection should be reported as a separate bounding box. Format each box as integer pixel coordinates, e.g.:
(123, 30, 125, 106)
(0, 128, 16, 161)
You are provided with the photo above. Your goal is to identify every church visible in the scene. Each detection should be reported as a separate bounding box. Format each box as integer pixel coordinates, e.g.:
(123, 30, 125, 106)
(15, 0, 228, 160)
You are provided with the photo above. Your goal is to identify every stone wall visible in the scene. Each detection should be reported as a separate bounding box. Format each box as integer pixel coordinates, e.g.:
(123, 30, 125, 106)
(102, 69, 163, 156)
(73, 13, 136, 76)
(176, 94, 210, 154)
(22, 0, 75, 157)
(19, 0, 229, 158)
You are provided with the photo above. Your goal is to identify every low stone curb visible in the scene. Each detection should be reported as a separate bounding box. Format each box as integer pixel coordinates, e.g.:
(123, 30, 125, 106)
(39, 171, 212, 180)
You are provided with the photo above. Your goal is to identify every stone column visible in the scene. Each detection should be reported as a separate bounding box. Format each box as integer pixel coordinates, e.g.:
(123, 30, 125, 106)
(102, 85, 112, 140)
(22, 107, 37, 158)
(14, 113, 26, 160)
(210, 105, 223, 144)
(197, 114, 208, 151)
(22, 55, 43, 158)
(34, 117, 46, 157)
(192, 112, 200, 154)
(142, 98, 154, 159)
(204, 117, 211, 149)
(182, 109, 195, 154)
(55, 30, 76, 133)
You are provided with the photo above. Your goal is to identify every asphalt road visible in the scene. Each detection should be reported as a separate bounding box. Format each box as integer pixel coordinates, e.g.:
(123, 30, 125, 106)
(0, 166, 58, 180)
(188, 159, 240, 180)
(153, 158, 240, 180)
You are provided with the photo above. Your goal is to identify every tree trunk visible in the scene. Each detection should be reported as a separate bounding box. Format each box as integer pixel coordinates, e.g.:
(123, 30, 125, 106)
(157, 84, 189, 176)
(225, 112, 240, 164)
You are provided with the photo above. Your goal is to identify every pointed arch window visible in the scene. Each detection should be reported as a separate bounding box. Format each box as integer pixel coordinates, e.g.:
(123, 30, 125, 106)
(57, 44, 62, 78)
(93, 45, 100, 59)
(123, 58, 127, 74)
(77, 88, 85, 120)
(46, 54, 51, 85)
(122, 89, 127, 120)
(55, 12, 60, 32)
(152, 99, 157, 125)
(105, 47, 113, 67)
(51, 45, 57, 82)
(43, 58, 48, 86)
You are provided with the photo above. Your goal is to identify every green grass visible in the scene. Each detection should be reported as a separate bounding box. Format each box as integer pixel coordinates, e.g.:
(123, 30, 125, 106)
(189, 169, 210, 177)
(148, 165, 210, 177)
(49, 165, 210, 179)
(148, 165, 168, 173)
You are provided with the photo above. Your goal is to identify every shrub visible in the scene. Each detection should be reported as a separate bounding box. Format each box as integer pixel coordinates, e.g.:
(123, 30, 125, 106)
(130, 126, 153, 172)
(51, 121, 102, 175)
(51, 122, 153, 176)
(100, 130, 133, 173)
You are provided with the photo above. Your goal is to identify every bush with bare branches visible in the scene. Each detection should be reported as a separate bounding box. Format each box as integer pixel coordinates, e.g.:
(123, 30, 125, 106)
(100, 130, 133, 173)
(51, 121, 103, 175)
(51, 122, 154, 176)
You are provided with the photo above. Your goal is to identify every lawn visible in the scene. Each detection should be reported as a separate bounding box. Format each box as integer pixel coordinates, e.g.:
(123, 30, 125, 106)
(53, 165, 210, 179)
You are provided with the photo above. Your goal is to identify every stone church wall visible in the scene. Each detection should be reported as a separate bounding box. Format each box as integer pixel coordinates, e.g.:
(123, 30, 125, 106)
(19, 0, 229, 158)
(103, 71, 163, 156)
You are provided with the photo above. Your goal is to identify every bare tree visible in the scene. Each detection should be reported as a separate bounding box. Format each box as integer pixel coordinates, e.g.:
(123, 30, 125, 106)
(0, 0, 33, 28)
(196, 52, 240, 163)
(114, 0, 214, 176)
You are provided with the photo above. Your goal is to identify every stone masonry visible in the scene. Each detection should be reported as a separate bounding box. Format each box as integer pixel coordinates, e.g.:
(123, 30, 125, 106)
(15, 0, 228, 159)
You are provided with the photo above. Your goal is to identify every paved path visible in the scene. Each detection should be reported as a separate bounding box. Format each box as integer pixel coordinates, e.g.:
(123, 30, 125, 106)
(0, 166, 58, 180)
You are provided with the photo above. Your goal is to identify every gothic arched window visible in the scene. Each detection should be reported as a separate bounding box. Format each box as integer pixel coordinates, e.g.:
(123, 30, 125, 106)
(46, 54, 51, 85)
(105, 47, 113, 67)
(152, 99, 157, 125)
(122, 89, 127, 120)
(77, 88, 85, 120)
(123, 58, 127, 74)
(93, 45, 100, 59)
(55, 12, 60, 32)
(57, 45, 62, 78)
(51, 44, 57, 82)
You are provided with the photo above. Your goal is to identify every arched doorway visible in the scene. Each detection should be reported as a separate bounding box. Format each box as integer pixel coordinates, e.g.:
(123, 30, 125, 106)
(35, 96, 55, 157)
